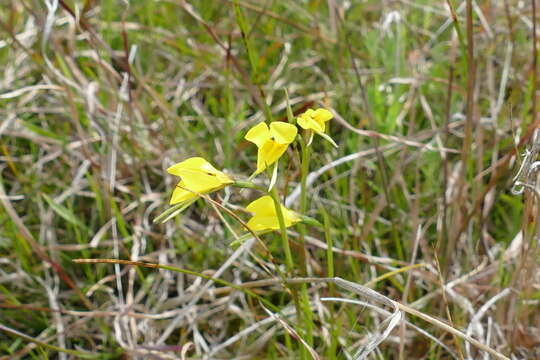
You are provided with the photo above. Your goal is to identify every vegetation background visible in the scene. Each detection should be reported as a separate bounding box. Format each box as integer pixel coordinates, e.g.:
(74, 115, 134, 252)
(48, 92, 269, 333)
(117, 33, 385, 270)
(0, 0, 539, 359)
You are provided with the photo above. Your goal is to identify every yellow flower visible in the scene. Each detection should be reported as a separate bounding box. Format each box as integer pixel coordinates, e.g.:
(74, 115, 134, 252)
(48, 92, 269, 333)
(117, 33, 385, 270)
(246, 195, 301, 232)
(297, 108, 333, 133)
(167, 157, 234, 205)
(245, 122, 298, 174)
(297, 108, 337, 147)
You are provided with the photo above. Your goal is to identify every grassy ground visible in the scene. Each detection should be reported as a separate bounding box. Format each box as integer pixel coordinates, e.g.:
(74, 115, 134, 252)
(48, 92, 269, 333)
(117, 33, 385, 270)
(1, 0, 539, 359)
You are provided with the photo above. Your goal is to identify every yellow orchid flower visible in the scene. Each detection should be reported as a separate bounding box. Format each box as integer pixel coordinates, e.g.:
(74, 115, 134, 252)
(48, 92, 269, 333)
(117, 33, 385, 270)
(245, 195, 301, 232)
(245, 121, 298, 174)
(167, 157, 234, 205)
(297, 108, 333, 133)
(297, 108, 337, 147)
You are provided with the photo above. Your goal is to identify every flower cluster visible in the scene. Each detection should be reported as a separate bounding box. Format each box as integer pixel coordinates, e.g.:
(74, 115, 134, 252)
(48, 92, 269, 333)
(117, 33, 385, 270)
(164, 108, 334, 233)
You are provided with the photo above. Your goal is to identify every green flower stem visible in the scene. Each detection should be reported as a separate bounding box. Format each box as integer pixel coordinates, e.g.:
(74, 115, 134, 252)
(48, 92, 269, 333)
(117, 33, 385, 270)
(285, 89, 313, 351)
(232, 179, 266, 192)
(321, 206, 338, 358)
(283, 89, 309, 275)
(298, 134, 314, 347)
(298, 135, 310, 276)
(268, 180, 308, 359)
(269, 186, 294, 273)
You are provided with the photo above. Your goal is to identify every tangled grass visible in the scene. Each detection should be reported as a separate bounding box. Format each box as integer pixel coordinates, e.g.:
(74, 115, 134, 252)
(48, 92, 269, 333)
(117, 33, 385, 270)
(0, 0, 539, 359)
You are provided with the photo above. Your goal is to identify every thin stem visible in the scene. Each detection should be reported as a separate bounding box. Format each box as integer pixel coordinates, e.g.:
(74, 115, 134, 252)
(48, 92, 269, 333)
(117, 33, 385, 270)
(232, 179, 266, 192)
(532, 0, 537, 127)
(269, 185, 294, 274)
(233, 0, 273, 123)
(297, 135, 310, 276)
(284, 89, 313, 352)
(0, 324, 97, 358)
(74, 258, 281, 312)
(321, 207, 337, 359)
(297, 135, 314, 347)
(268, 183, 307, 358)
(439, 30, 457, 270)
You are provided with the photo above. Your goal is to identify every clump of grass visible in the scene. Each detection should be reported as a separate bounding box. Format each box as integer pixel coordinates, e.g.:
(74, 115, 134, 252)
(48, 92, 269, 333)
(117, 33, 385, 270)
(0, 1, 539, 359)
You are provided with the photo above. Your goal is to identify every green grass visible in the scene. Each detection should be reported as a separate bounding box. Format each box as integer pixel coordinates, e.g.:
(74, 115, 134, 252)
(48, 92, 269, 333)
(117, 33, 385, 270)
(0, 0, 539, 359)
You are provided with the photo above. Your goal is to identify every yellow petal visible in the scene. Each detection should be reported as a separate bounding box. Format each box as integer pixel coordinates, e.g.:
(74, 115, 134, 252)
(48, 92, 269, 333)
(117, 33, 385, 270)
(297, 113, 325, 133)
(313, 108, 333, 123)
(283, 208, 301, 225)
(246, 195, 275, 216)
(255, 151, 267, 175)
(246, 214, 299, 231)
(269, 122, 298, 144)
(169, 181, 197, 205)
(245, 122, 271, 148)
(246, 196, 300, 231)
(167, 157, 233, 191)
(246, 215, 281, 231)
(167, 157, 215, 176)
(297, 108, 333, 135)
(255, 141, 287, 174)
